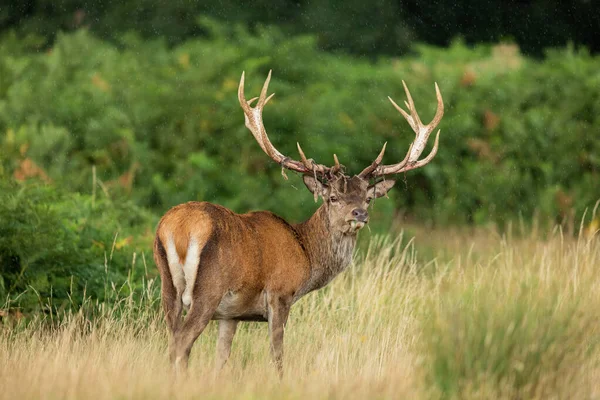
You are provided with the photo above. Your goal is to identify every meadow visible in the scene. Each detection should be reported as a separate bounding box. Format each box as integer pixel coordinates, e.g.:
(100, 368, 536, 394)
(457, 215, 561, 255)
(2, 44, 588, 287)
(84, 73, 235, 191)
(2, 221, 599, 400)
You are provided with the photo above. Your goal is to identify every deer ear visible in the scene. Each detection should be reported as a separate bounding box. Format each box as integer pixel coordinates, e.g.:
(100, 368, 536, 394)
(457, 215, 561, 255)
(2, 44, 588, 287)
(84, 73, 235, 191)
(367, 179, 396, 199)
(303, 175, 328, 197)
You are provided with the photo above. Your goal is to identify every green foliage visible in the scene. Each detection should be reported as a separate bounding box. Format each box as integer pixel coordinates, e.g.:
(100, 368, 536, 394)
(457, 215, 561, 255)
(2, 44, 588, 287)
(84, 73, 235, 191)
(0, 177, 153, 312)
(1, 26, 598, 226)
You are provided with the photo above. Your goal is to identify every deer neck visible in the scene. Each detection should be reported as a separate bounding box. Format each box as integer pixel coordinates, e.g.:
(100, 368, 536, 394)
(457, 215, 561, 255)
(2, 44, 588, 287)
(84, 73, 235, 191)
(293, 205, 356, 299)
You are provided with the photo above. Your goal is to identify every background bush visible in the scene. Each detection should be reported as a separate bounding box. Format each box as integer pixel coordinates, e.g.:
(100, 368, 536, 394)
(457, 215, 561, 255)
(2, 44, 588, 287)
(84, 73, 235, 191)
(1, 24, 599, 226)
(0, 177, 153, 312)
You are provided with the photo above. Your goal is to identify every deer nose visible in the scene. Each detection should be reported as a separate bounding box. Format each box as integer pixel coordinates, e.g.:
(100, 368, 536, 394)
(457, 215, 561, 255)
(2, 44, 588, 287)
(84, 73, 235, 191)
(351, 208, 368, 222)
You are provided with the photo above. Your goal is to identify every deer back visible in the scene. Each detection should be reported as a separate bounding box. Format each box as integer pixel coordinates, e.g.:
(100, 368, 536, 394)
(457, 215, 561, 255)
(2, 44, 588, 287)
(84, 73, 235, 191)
(155, 201, 311, 303)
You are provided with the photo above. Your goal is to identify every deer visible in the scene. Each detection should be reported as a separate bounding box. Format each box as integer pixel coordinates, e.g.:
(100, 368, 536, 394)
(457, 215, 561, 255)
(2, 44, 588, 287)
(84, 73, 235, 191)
(153, 70, 444, 376)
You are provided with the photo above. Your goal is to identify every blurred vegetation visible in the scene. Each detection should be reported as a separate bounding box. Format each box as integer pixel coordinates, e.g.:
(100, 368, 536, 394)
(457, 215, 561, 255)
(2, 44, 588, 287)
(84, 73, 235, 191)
(0, 19, 599, 312)
(1, 0, 598, 57)
(1, 23, 599, 224)
(422, 279, 596, 398)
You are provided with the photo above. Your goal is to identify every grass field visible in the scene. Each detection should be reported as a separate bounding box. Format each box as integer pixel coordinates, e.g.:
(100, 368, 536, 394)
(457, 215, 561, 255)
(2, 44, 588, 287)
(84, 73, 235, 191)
(1, 223, 599, 399)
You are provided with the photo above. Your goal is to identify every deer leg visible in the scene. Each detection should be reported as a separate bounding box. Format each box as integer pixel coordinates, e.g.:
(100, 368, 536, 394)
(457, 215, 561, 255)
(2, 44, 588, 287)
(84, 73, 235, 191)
(172, 295, 221, 374)
(162, 281, 183, 364)
(155, 240, 183, 364)
(266, 293, 292, 378)
(160, 274, 183, 334)
(215, 319, 239, 370)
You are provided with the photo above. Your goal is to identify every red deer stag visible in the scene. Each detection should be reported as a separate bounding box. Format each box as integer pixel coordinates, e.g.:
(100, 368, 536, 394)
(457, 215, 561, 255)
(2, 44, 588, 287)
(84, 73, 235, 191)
(153, 70, 444, 375)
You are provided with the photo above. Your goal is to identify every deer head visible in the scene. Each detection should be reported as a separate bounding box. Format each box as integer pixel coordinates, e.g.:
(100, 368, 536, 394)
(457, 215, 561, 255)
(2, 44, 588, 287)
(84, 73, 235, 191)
(301, 175, 396, 234)
(238, 70, 444, 235)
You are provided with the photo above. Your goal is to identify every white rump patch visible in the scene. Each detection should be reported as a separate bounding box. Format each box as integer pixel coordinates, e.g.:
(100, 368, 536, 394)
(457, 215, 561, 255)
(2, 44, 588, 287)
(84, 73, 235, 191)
(165, 235, 185, 297)
(181, 236, 200, 307)
(165, 235, 200, 308)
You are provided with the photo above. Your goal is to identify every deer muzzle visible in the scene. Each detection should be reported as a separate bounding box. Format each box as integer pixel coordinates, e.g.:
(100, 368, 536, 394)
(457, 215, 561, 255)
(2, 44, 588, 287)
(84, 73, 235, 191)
(347, 208, 368, 232)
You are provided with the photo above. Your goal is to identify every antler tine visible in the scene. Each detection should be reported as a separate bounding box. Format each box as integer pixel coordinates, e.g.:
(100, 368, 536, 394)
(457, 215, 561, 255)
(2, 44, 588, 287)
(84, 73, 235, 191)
(401, 80, 422, 129)
(238, 71, 333, 178)
(296, 142, 336, 176)
(238, 71, 249, 112)
(431, 82, 444, 128)
(238, 71, 267, 154)
(362, 81, 444, 178)
(296, 142, 312, 170)
(331, 154, 342, 174)
(257, 70, 272, 107)
(358, 142, 387, 178)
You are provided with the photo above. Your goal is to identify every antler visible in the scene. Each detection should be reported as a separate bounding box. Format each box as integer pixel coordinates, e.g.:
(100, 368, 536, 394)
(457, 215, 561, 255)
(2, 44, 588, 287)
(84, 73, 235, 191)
(238, 70, 336, 179)
(359, 81, 444, 178)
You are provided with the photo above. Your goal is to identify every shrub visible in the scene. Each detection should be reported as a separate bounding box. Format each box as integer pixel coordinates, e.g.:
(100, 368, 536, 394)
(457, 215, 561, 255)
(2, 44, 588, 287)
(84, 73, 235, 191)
(0, 177, 154, 313)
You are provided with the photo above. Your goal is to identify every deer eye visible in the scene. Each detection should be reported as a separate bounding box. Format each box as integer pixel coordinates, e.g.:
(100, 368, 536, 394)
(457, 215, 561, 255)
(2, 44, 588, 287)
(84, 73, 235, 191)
(329, 196, 339, 203)
(366, 196, 373, 204)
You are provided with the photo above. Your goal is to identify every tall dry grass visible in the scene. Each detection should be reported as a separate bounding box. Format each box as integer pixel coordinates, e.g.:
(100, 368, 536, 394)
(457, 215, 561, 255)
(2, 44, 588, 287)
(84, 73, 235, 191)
(1, 225, 599, 399)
